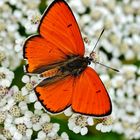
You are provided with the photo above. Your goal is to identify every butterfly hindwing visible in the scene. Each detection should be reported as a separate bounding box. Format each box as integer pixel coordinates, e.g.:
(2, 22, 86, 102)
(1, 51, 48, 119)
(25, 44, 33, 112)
(72, 67, 112, 116)
(35, 76, 75, 113)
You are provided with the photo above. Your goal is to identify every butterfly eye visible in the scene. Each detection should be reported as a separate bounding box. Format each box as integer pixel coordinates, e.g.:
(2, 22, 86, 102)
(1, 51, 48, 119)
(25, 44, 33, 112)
(85, 57, 92, 65)
(90, 52, 100, 63)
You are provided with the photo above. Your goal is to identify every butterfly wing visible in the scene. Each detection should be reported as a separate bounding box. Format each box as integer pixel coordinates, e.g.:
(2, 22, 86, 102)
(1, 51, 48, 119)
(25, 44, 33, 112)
(72, 67, 112, 116)
(35, 76, 75, 113)
(23, 36, 66, 73)
(39, 0, 84, 56)
(23, 0, 85, 73)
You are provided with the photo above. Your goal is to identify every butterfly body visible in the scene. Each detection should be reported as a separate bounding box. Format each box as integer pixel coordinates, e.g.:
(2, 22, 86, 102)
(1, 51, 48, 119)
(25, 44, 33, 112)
(23, 0, 112, 116)
(60, 55, 91, 76)
(39, 55, 90, 86)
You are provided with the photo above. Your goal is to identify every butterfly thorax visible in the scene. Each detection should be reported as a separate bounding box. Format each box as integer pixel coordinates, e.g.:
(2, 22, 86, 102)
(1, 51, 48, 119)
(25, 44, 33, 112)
(60, 56, 91, 76)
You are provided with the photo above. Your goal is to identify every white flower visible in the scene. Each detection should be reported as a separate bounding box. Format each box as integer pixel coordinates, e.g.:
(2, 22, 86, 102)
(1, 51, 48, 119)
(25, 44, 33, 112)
(18, 101, 28, 114)
(37, 122, 60, 138)
(34, 101, 43, 110)
(100, 74, 111, 89)
(0, 129, 12, 140)
(26, 10, 41, 25)
(4, 113, 33, 139)
(87, 117, 94, 126)
(0, 67, 14, 87)
(23, 110, 50, 132)
(112, 122, 124, 134)
(21, 75, 38, 96)
(61, 132, 69, 140)
(72, 126, 81, 134)
(125, 49, 135, 60)
(26, 129, 33, 139)
(22, 75, 38, 86)
(24, 20, 38, 34)
(13, 131, 23, 140)
(0, 111, 7, 124)
(134, 77, 140, 94)
(27, 92, 37, 103)
(37, 131, 69, 140)
(0, 86, 8, 100)
(68, 114, 94, 135)
(69, 0, 86, 14)
(64, 107, 73, 116)
(22, 75, 30, 83)
(96, 116, 113, 133)
(1, 97, 15, 111)
(0, 50, 6, 63)
(96, 123, 112, 133)
(37, 131, 46, 139)
(81, 127, 88, 135)
(111, 75, 125, 88)
(121, 65, 137, 79)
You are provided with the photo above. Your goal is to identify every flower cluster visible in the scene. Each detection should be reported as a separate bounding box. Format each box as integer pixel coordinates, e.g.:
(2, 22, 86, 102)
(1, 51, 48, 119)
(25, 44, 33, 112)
(0, 76, 69, 140)
(68, 114, 94, 135)
(0, 0, 68, 139)
(64, 0, 140, 139)
(0, 0, 140, 139)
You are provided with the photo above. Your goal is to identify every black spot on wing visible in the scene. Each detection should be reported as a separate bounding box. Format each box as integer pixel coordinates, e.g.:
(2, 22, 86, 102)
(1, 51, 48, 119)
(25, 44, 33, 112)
(96, 90, 101, 93)
(49, 48, 53, 53)
(67, 24, 72, 28)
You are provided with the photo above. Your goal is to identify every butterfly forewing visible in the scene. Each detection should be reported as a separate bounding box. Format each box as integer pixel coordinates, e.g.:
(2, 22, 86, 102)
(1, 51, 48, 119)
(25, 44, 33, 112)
(23, 0, 85, 73)
(39, 0, 85, 56)
(23, 36, 66, 73)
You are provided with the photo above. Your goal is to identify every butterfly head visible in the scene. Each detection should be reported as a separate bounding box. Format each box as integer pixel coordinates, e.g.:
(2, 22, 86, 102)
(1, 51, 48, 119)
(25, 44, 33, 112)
(89, 51, 99, 63)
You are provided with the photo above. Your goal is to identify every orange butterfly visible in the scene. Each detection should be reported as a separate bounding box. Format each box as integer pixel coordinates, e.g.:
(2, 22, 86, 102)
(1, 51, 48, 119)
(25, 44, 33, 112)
(23, 0, 112, 117)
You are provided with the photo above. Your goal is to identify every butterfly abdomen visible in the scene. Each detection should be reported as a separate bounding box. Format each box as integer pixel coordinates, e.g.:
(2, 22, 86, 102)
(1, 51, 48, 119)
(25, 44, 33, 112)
(40, 68, 59, 78)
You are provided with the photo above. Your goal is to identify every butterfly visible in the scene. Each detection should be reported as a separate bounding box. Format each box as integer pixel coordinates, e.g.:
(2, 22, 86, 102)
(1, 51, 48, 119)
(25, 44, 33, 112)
(23, 0, 112, 117)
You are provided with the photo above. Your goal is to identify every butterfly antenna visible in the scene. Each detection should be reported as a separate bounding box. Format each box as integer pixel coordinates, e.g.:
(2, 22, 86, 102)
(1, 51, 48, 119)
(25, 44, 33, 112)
(91, 28, 105, 54)
(89, 28, 119, 72)
(96, 61, 119, 72)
